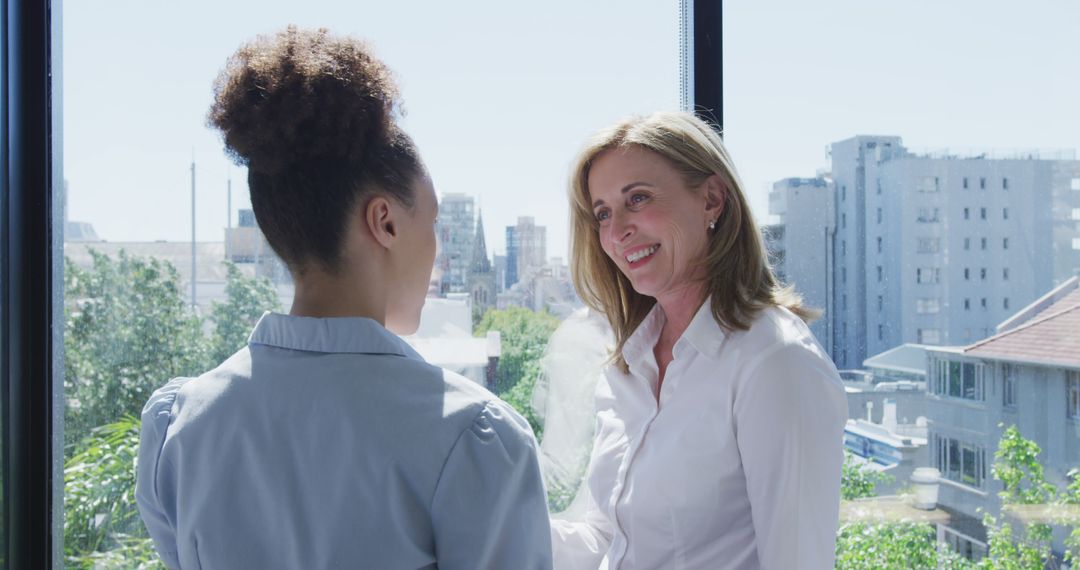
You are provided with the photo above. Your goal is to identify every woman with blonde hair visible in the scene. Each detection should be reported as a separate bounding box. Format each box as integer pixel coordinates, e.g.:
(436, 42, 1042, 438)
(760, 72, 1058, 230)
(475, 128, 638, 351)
(550, 111, 846, 569)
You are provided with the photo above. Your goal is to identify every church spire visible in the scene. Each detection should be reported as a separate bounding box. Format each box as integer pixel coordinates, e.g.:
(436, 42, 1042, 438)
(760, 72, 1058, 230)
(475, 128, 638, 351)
(471, 208, 492, 273)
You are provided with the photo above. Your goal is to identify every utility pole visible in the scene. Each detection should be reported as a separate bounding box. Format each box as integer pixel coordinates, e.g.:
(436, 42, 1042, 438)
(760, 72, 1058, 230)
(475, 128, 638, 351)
(191, 157, 197, 309)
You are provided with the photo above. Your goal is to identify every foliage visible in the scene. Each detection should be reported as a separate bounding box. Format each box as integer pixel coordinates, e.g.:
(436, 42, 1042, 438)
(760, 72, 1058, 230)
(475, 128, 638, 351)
(64, 251, 211, 451)
(840, 450, 895, 500)
(1063, 469, 1080, 567)
(63, 252, 280, 566)
(835, 522, 972, 570)
(208, 262, 281, 363)
(63, 416, 147, 560)
(474, 307, 559, 436)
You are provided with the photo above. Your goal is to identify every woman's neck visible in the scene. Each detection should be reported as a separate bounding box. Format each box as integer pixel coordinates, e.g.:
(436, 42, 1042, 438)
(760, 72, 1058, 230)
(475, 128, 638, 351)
(655, 282, 707, 349)
(289, 265, 386, 322)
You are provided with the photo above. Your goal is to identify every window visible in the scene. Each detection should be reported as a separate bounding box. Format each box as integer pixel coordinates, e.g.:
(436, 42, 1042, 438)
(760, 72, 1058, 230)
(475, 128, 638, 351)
(842, 294, 848, 311)
(876, 265, 883, 282)
(981, 297, 988, 309)
(1002, 365, 1017, 408)
(918, 328, 942, 344)
(917, 298, 941, 314)
(942, 525, 988, 562)
(1003, 237, 1009, 250)
(876, 236, 882, 253)
(1072, 208, 1080, 221)
(877, 295, 884, 311)
(964, 298, 971, 310)
(1069, 372, 1080, 420)
(980, 207, 987, 220)
(841, 240, 846, 256)
(917, 237, 940, 253)
(842, 267, 847, 283)
(1072, 177, 1080, 191)
(964, 207, 970, 220)
(876, 207, 883, 224)
(932, 359, 986, 401)
(917, 176, 939, 192)
(964, 267, 970, 280)
(1002, 177, 1009, 190)
(980, 267, 987, 280)
(878, 324, 884, 340)
(1074, 238, 1080, 251)
(1003, 268, 1009, 280)
(841, 185, 846, 201)
(979, 177, 986, 189)
(964, 237, 970, 250)
(1003, 297, 1010, 310)
(980, 237, 987, 250)
(1002, 208, 1009, 220)
(917, 267, 940, 284)
(963, 177, 969, 189)
(917, 207, 939, 223)
(875, 179, 881, 195)
(842, 212, 847, 228)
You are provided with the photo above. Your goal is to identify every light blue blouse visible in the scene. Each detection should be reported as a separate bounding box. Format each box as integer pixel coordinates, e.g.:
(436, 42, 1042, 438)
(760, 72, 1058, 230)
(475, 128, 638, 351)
(136, 312, 552, 569)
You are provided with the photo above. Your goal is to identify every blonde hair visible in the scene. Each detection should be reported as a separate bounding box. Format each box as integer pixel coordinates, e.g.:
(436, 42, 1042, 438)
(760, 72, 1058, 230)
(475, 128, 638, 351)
(568, 111, 817, 372)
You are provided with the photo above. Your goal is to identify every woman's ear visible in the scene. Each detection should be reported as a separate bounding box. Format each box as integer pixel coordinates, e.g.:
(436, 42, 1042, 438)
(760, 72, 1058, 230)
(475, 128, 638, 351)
(366, 196, 397, 249)
(703, 174, 726, 221)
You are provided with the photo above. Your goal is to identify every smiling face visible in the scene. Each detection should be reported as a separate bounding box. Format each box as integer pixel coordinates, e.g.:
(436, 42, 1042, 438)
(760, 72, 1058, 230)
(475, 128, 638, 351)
(588, 145, 721, 305)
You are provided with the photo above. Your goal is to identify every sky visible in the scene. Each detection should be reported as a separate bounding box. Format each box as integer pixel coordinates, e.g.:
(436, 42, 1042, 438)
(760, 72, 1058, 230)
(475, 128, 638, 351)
(62, 0, 1079, 261)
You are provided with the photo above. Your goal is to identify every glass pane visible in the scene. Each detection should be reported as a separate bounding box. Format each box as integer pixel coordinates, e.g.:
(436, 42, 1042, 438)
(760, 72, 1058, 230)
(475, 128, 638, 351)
(61, 0, 679, 563)
(948, 439, 960, 481)
(949, 362, 962, 398)
(962, 363, 976, 399)
(961, 446, 977, 486)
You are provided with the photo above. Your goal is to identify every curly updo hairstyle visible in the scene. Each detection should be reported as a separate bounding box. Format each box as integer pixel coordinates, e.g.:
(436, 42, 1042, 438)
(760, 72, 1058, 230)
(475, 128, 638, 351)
(208, 26, 422, 274)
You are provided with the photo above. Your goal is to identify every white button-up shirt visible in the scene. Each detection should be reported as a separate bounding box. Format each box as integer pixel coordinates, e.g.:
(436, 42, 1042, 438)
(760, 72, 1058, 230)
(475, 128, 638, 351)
(136, 312, 552, 570)
(551, 301, 847, 570)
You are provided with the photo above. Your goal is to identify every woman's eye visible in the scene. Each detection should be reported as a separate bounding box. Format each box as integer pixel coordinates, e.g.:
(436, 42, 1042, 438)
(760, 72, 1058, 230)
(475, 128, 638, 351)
(594, 210, 610, 222)
(630, 193, 648, 205)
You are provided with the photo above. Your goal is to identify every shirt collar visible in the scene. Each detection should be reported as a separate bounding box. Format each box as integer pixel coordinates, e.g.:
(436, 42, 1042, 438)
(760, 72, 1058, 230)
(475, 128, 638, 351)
(248, 312, 422, 359)
(621, 297, 726, 368)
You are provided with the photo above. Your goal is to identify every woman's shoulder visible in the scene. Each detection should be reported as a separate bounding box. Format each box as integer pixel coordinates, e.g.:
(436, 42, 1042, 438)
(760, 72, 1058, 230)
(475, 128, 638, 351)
(736, 305, 823, 355)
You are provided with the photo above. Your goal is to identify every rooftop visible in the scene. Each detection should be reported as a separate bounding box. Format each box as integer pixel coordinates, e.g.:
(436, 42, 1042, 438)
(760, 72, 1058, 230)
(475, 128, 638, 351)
(863, 343, 931, 377)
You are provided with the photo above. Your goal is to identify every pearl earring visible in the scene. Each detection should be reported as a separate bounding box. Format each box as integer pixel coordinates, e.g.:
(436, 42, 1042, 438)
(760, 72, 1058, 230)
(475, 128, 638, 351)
(708, 220, 716, 230)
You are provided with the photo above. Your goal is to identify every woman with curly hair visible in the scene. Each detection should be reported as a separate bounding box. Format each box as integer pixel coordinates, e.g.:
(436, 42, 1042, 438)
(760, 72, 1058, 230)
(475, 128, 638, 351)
(135, 27, 552, 569)
(550, 112, 846, 569)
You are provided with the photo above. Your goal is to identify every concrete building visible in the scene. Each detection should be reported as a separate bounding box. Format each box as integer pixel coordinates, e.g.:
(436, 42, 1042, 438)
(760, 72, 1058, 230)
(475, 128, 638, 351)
(225, 209, 291, 285)
(923, 276, 1080, 560)
(435, 193, 475, 294)
(822, 137, 1080, 369)
(505, 216, 546, 289)
(767, 177, 836, 348)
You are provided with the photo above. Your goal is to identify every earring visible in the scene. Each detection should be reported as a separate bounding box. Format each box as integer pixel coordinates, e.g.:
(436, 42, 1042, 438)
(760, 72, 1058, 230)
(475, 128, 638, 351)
(708, 220, 716, 230)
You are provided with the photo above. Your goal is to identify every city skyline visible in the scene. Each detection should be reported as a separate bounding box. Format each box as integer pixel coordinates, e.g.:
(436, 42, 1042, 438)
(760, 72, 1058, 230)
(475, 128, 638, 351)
(62, 1, 1080, 260)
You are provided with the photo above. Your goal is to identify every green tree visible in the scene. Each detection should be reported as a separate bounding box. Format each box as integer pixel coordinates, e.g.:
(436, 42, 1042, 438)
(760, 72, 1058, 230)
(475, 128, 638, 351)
(474, 307, 559, 436)
(63, 415, 163, 568)
(208, 262, 281, 363)
(835, 522, 972, 570)
(64, 250, 210, 451)
(840, 450, 895, 500)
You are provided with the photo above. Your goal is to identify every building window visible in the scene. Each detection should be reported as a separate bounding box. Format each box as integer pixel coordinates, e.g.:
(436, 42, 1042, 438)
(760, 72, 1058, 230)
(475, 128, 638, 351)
(917, 298, 941, 314)
(917, 267, 940, 284)
(964, 298, 970, 310)
(1074, 238, 1080, 251)
(964, 237, 970, 251)
(917, 207, 939, 223)
(842, 267, 847, 283)
(1072, 177, 1080, 191)
(1003, 297, 1010, 310)
(980, 237, 987, 250)
(1002, 365, 1017, 408)
(1003, 268, 1009, 281)
(877, 265, 883, 282)
(1002, 178, 1009, 190)
(842, 294, 847, 311)
(918, 328, 942, 344)
(876, 180, 882, 195)
(1072, 208, 1080, 221)
(981, 297, 988, 309)
(979, 177, 986, 190)
(980, 207, 987, 220)
(942, 525, 988, 562)
(877, 295, 884, 312)
(932, 359, 986, 402)
(918, 176, 940, 193)
(877, 207, 883, 224)
(964, 207, 970, 220)
(842, 213, 846, 229)
(1002, 208, 1009, 220)
(934, 434, 987, 489)
(841, 240, 846, 256)
(878, 324, 884, 341)
(876, 236, 882, 253)
(1003, 237, 1009, 250)
(963, 177, 969, 189)
(918, 237, 940, 253)
(841, 185, 846, 201)
(964, 268, 970, 280)
(980, 268, 987, 281)
(1068, 372, 1080, 420)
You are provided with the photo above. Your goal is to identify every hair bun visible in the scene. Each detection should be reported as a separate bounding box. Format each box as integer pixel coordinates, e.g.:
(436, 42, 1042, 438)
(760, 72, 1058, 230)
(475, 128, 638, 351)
(207, 26, 401, 175)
